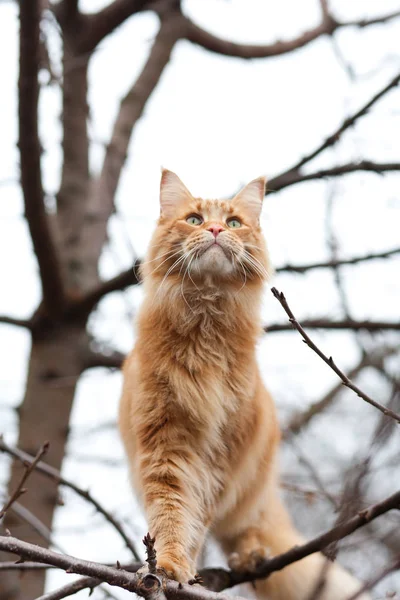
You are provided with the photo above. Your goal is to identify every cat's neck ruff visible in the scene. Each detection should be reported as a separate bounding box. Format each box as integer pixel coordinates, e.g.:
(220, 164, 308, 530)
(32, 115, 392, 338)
(142, 275, 263, 344)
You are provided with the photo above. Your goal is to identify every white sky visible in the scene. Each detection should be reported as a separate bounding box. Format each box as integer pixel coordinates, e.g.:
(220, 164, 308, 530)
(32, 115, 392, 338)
(0, 0, 399, 597)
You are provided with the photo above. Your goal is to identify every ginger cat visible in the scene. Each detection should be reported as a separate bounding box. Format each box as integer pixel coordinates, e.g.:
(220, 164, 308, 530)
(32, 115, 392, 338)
(119, 170, 368, 600)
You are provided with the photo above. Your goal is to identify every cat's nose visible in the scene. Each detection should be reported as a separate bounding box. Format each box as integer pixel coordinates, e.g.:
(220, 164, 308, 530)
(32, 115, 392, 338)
(207, 223, 224, 238)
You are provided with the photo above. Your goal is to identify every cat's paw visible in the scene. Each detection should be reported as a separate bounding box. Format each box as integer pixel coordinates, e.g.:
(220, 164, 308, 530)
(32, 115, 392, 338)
(228, 547, 269, 573)
(155, 557, 194, 583)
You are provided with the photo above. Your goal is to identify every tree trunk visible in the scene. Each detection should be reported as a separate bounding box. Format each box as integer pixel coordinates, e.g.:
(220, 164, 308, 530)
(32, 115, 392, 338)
(0, 324, 87, 600)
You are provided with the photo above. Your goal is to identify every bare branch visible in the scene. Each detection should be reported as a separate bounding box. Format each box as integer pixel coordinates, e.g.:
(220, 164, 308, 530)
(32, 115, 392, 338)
(345, 555, 400, 600)
(56, 0, 79, 22)
(78, 0, 151, 53)
(81, 15, 182, 286)
(9, 501, 58, 549)
(276, 246, 400, 274)
(283, 346, 398, 438)
(184, 8, 400, 60)
(348, 10, 400, 28)
(19, 0, 65, 315)
(82, 349, 126, 371)
(269, 161, 400, 192)
(265, 319, 400, 333)
(269, 72, 400, 192)
(1, 491, 398, 598)
(0, 438, 140, 560)
(0, 442, 48, 520)
(200, 489, 400, 591)
(270, 287, 400, 423)
(35, 564, 143, 600)
(71, 260, 141, 318)
(0, 536, 246, 600)
(184, 14, 337, 59)
(0, 315, 33, 329)
(143, 532, 157, 574)
(36, 575, 102, 600)
(0, 562, 56, 571)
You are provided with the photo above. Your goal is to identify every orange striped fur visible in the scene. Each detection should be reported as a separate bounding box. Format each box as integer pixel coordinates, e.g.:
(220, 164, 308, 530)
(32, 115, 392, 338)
(119, 170, 368, 599)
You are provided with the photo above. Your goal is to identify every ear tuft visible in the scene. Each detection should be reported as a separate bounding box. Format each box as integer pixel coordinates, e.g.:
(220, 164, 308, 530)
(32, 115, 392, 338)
(232, 176, 266, 222)
(160, 169, 193, 218)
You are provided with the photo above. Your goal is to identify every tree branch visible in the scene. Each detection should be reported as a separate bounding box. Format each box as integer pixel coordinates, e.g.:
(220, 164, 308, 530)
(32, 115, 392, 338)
(82, 349, 126, 370)
(265, 319, 400, 333)
(184, 8, 400, 60)
(78, 0, 151, 53)
(345, 555, 400, 600)
(282, 346, 398, 439)
(200, 489, 400, 591)
(276, 246, 400, 274)
(0, 562, 56, 571)
(1, 490, 398, 598)
(70, 260, 141, 318)
(19, 0, 65, 315)
(269, 161, 400, 192)
(79, 14, 182, 291)
(184, 14, 337, 59)
(0, 438, 140, 560)
(0, 442, 48, 520)
(0, 315, 33, 329)
(0, 536, 245, 600)
(36, 575, 102, 600)
(268, 72, 400, 193)
(348, 9, 400, 28)
(270, 287, 400, 423)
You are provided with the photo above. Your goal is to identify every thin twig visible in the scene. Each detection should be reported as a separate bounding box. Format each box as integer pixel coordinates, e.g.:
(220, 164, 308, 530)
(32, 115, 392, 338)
(270, 287, 400, 424)
(143, 532, 157, 574)
(269, 73, 400, 192)
(269, 161, 400, 192)
(283, 344, 398, 438)
(345, 555, 400, 600)
(276, 246, 400, 274)
(0, 437, 140, 560)
(0, 442, 49, 520)
(0, 315, 33, 329)
(265, 319, 400, 333)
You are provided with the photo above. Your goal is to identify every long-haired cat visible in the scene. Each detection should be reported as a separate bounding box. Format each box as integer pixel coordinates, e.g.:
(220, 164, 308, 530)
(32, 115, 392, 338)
(119, 170, 368, 600)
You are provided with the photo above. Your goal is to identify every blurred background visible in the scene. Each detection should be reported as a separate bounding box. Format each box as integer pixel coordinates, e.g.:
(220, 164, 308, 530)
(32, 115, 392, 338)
(0, 0, 399, 598)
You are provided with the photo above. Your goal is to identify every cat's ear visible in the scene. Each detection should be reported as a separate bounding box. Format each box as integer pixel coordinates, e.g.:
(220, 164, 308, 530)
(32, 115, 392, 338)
(231, 176, 266, 222)
(160, 169, 193, 218)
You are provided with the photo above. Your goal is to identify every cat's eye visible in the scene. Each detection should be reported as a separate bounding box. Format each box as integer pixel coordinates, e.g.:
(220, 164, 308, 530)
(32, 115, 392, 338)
(186, 214, 203, 226)
(227, 218, 242, 229)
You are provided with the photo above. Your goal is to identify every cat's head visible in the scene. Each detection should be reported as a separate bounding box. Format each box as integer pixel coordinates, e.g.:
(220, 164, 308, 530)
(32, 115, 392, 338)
(142, 169, 271, 288)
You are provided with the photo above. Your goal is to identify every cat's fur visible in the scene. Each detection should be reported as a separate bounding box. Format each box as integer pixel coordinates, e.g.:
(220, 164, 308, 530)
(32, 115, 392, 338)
(119, 170, 368, 600)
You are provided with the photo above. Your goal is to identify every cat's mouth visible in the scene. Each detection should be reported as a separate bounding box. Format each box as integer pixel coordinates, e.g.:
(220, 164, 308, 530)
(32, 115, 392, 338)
(204, 239, 228, 254)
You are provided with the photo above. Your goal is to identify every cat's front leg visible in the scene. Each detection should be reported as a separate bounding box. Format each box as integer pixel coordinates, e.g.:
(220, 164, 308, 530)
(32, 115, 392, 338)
(138, 452, 207, 583)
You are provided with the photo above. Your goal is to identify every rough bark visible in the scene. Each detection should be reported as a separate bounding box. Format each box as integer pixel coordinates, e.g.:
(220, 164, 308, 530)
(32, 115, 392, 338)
(0, 326, 87, 599)
(0, 6, 91, 599)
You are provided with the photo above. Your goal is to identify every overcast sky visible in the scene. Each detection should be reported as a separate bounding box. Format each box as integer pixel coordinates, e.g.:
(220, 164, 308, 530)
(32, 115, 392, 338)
(1, 0, 399, 597)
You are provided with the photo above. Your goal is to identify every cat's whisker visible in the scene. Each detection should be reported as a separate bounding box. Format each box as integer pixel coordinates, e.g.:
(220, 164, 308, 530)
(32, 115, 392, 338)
(154, 254, 187, 300)
(245, 243, 264, 252)
(179, 249, 198, 312)
(242, 250, 270, 280)
(145, 248, 183, 278)
(187, 252, 200, 290)
(141, 247, 181, 267)
(230, 250, 248, 294)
